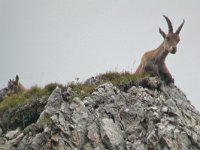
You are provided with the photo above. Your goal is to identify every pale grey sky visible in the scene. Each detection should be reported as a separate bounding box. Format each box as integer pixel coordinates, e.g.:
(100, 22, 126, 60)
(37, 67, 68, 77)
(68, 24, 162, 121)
(1, 0, 200, 110)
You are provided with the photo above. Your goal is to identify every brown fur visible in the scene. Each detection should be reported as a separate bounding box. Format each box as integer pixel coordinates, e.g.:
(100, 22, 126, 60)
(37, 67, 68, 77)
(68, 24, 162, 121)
(134, 16, 185, 83)
(7, 75, 27, 95)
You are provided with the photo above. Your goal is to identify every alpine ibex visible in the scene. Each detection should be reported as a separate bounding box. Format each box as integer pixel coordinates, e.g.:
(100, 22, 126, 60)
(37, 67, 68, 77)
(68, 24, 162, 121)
(134, 15, 185, 83)
(7, 75, 27, 95)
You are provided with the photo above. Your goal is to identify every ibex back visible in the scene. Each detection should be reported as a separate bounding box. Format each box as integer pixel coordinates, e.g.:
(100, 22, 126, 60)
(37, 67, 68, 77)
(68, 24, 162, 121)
(134, 15, 185, 83)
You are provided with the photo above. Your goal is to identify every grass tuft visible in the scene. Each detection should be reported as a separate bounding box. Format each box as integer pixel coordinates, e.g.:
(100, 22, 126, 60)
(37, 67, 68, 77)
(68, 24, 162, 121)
(97, 71, 138, 87)
(69, 83, 96, 98)
(44, 83, 64, 94)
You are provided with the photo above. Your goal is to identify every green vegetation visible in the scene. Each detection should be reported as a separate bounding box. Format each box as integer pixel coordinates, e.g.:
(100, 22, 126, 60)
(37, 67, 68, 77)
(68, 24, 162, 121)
(0, 72, 143, 115)
(70, 83, 96, 98)
(44, 83, 64, 94)
(0, 83, 62, 115)
(69, 71, 138, 98)
(97, 71, 138, 87)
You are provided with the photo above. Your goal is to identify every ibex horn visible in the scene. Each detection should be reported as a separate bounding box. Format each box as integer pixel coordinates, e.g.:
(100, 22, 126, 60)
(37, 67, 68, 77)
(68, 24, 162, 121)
(175, 19, 185, 35)
(163, 15, 173, 33)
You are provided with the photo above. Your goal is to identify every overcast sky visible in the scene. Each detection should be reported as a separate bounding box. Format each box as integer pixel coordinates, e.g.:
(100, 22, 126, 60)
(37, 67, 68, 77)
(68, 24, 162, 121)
(1, 0, 200, 110)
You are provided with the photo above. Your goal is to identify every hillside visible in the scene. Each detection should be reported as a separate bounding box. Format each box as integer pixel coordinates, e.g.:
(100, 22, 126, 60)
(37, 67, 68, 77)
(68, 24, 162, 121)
(0, 73, 200, 150)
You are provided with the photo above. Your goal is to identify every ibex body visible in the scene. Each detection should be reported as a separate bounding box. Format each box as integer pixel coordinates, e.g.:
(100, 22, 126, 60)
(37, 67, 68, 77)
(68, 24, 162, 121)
(7, 75, 27, 95)
(134, 16, 185, 83)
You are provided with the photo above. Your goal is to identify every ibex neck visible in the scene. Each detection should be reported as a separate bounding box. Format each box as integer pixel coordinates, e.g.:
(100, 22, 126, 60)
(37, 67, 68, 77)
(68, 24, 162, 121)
(155, 42, 169, 62)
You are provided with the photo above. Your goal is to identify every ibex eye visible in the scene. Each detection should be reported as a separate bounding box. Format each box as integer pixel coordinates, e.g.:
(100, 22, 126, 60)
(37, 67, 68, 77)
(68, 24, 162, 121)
(166, 37, 170, 41)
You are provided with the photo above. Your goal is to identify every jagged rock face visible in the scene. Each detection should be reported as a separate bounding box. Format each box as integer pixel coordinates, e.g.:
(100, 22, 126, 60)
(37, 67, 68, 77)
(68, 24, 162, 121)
(1, 78, 200, 150)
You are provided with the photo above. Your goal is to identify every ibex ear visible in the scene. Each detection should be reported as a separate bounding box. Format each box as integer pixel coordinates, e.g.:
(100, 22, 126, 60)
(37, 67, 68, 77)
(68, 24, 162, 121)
(159, 28, 166, 39)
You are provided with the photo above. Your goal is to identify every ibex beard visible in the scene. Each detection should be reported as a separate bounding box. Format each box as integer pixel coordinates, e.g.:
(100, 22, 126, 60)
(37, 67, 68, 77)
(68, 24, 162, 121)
(134, 15, 185, 83)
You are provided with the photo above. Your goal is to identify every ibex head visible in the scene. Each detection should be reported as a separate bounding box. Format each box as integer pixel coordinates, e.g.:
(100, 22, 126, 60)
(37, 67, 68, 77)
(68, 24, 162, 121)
(159, 15, 185, 54)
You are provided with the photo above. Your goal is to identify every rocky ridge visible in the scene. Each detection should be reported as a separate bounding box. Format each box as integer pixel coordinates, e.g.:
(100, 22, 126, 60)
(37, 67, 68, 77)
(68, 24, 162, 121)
(0, 77, 200, 150)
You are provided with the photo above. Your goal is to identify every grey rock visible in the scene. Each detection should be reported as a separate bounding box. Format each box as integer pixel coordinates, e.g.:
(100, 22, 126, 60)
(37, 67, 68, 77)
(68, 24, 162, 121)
(43, 86, 63, 115)
(0, 88, 8, 101)
(87, 123, 100, 148)
(85, 76, 100, 85)
(29, 129, 50, 150)
(37, 87, 63, 125)
(1, 78, 200, 150)
(0, 127, 2, 136)
(63, 87, 75, 100)
(5, 128, 20, 140)
(92, 83, 119, 97)
(100, 118, 124, 149)
(70, 97, 89, 124)
(0, 137, 6, 146)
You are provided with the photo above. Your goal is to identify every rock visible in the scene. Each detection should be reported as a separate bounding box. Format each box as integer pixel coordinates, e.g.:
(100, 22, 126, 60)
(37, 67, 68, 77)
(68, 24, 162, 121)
(133, 77, 162, 89)
(1, 98, 46, 132)
(42, 86, 63, 115)
(85, 76, 100, 85)
(87, 123, 100, 147)
(28, 128, 50, 150)
(5, 128, 20, 140)
(0, 137, 6, 147)
(0, 88, 8, 101)
(37, 87, 63, 125)
(92, 82, 119, 97)
(100, 118, 124, 149)
(1, 77, 200, 150)
(0, 127, 3, 136)
(70, 97, 89, 124)
(62, 87, 75, 100)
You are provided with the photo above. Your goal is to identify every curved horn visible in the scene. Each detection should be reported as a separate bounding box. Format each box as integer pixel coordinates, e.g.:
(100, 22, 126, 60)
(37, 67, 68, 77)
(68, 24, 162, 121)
(163, 15, 173, 33)
(175, 19, 185, 35)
